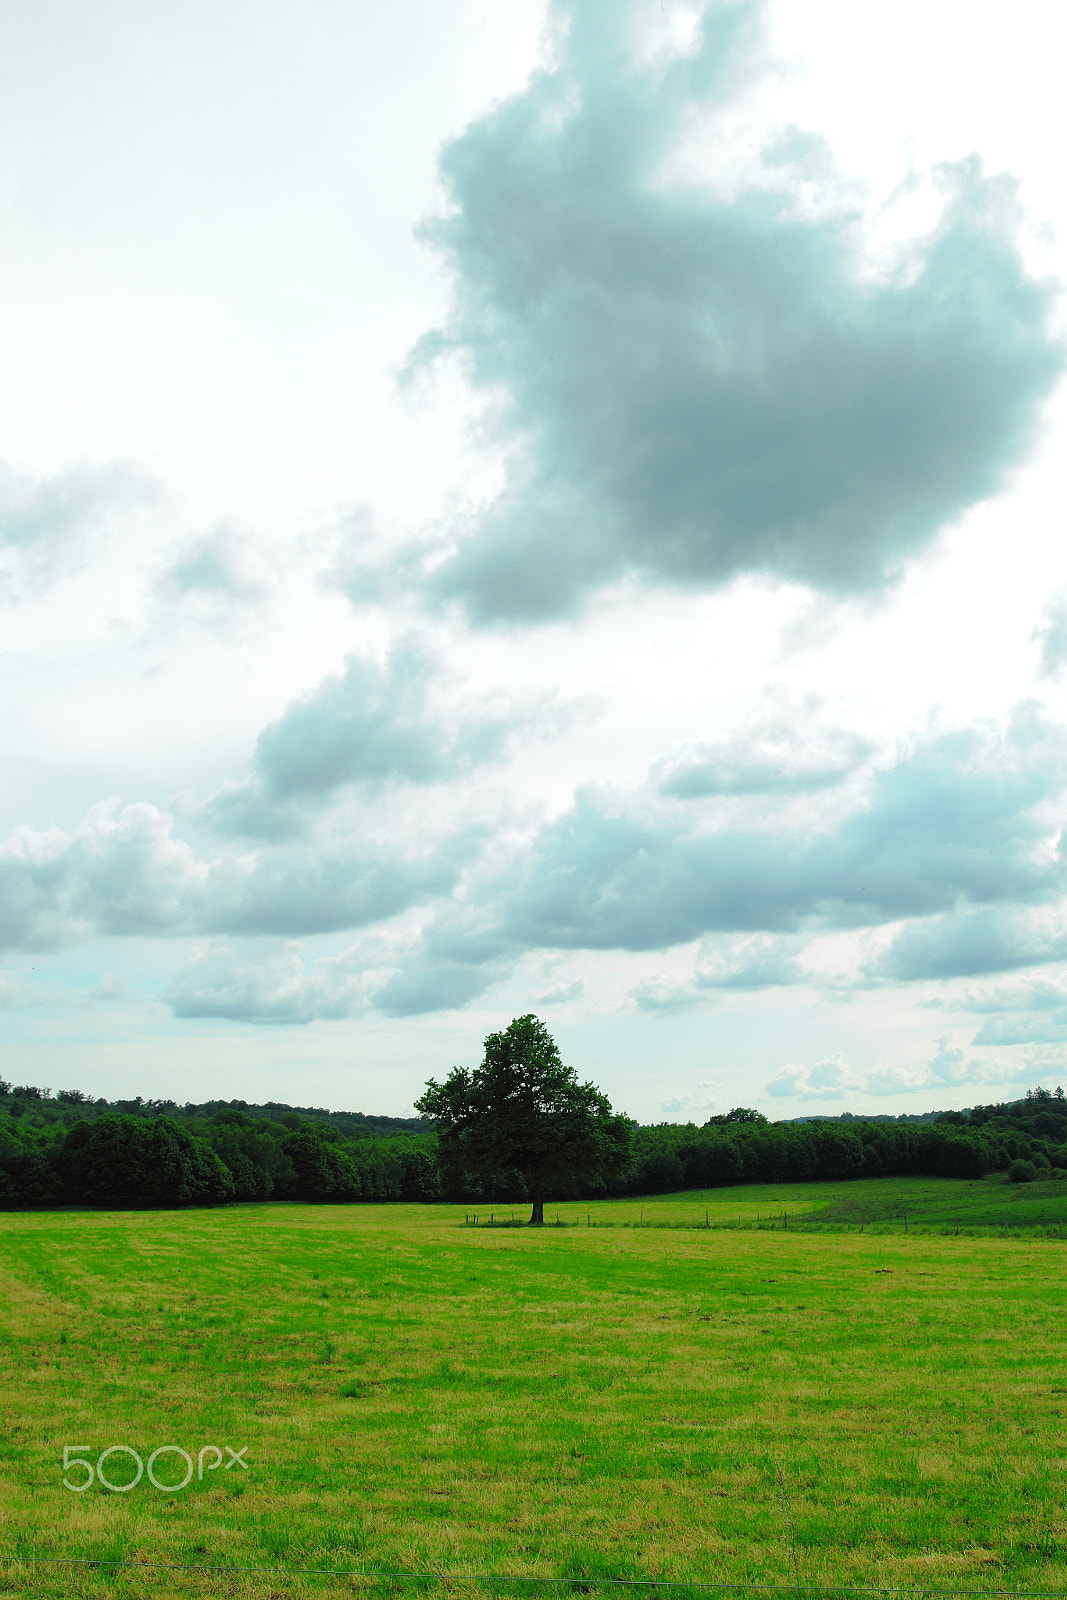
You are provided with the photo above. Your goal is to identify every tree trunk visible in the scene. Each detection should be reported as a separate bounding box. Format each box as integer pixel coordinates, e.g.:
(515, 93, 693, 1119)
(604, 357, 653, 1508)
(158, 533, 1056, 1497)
(528, 1196, 544, 1226)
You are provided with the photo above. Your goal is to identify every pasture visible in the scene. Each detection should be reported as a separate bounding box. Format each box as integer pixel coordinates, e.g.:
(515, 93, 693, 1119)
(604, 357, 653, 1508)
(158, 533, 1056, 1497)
(1, 1178, 1066, 1598)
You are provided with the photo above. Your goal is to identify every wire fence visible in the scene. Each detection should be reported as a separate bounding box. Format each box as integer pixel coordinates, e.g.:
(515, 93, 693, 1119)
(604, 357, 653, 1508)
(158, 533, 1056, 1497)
(459, 1211, 1067, 1240)
(2, 1555, 1066, 1597)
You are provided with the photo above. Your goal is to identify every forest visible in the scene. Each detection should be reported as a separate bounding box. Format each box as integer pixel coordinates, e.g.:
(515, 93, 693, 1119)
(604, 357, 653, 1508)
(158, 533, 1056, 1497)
(2, 1075, 1066, 1209)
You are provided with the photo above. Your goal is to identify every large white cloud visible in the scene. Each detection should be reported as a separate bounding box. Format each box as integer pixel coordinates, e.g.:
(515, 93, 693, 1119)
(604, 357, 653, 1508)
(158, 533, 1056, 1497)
(405, 0, 1061, 621)
(0, 798, 483, 951)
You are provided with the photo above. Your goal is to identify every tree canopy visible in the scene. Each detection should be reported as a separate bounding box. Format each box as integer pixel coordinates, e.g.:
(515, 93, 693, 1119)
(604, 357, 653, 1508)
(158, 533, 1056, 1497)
(415, 1014, 633, 1224)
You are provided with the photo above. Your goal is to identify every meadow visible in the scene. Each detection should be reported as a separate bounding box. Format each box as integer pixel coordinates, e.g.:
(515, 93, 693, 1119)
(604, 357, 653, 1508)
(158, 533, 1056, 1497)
(2, 1177, 1066, 1598)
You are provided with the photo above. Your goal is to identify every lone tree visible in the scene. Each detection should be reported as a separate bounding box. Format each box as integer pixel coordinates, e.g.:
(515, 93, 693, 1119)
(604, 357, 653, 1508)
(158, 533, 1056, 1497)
(415, 1014, 632, 1225)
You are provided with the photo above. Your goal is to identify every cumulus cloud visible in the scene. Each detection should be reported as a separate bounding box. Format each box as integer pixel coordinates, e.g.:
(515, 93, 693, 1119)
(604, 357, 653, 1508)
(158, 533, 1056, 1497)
(412, 0, 1060, 621)
(926, 970, 1067, 1047)
(874, 905, 1067, 982)
(766, 1032, 1028, 1100)
(203, 637, 567, 836)
(653, 708, 873, 798)
(164, 941, 374, 1025)
(164, 930, 513, 1024)
(374, 704, 1067, 1005)
(631, 934, 802, 1010)
(495, 709, 1067, 953)
(8, 701, 1067, 1023)
(0, 798, 481, 951)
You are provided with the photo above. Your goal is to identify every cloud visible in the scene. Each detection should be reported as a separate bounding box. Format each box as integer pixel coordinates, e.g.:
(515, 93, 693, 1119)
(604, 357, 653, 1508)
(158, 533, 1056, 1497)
(412, 0, 1060, 621)
(653, 708, 873, 798)
(164, 930, 513, 1024)
(0, 798, 482, 951)
(87, 973, 130, 1002)
(8, 702, 1067, 1021)
(0, 460, 157, 590)
(874, 906, 1067, 982)
(767, 1050, 862, 1100)
(164, 941, 374, 1025)
(157, 526, 262, 605)
(766, 1032, 1029, 1100)
(631, 933, 802, 1010)
(659, 1086, 720, 1120)
(495, 709, 1066, 954)
(533, 977, 586, 1005)
(372, 703, 1067, 1007)
(0, 970, 28, 1009)
(1034, 591, 1067, 678)
(931, 970, 1067, 1047)
(203, 637, 567, 836)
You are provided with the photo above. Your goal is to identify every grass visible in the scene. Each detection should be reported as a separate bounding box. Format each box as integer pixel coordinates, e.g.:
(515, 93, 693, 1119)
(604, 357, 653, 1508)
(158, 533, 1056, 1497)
(1, 1178, 1066, 1597)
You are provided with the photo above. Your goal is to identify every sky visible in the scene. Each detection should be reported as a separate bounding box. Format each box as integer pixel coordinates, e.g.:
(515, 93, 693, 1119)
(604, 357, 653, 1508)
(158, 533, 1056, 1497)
(2, 0, 1067, 1122)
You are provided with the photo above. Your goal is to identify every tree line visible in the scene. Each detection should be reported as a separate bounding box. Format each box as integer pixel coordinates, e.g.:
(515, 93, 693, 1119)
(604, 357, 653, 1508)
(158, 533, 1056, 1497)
(3, 1031, 1066, 1211)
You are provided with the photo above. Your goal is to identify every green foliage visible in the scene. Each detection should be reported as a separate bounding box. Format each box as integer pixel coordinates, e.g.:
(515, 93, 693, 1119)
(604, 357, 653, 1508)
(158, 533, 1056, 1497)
(1008, 1158, 1039, 1184)
(280, 1130, 362, 1201)
(5, 1065, 1067, 1213)
(0, 1122, 62, 1205)
(416, 1014, 633, 1221)
(59, 1114, 234, 1206)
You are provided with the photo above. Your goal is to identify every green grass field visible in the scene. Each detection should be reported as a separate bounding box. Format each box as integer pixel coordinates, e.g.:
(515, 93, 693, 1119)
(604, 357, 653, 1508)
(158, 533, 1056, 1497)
(2, 1178, 1067, 1598)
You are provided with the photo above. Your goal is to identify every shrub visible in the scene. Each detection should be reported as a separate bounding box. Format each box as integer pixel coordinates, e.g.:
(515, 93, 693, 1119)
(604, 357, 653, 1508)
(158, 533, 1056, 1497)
(1007, 1158, 1038, 1184)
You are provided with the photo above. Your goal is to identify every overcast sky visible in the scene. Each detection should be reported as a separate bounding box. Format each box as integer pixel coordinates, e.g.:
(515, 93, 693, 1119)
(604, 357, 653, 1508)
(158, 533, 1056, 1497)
(2, 0, 1066, 1122)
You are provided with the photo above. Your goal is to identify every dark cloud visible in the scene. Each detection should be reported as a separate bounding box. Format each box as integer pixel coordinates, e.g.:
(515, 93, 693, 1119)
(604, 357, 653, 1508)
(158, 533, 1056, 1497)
(371, 958, 509, 1018)
(413, 0, 1060, 622)
(874, 907, 1067, 982)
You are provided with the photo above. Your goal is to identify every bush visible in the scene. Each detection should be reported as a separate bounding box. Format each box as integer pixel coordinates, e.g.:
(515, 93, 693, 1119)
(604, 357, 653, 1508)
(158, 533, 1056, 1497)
(1007, 1158, 1038, 1184)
